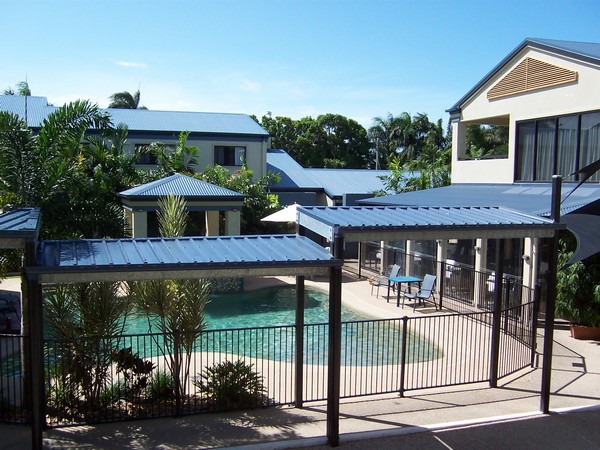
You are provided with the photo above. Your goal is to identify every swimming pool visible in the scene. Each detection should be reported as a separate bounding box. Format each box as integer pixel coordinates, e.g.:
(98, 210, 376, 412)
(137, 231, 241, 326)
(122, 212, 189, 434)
(123, 286, 439, 365)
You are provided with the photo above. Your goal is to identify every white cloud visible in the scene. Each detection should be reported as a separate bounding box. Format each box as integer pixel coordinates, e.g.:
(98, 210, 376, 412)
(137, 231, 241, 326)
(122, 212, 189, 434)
(241, 79, 260, 93)
(115, 61, 147, 69)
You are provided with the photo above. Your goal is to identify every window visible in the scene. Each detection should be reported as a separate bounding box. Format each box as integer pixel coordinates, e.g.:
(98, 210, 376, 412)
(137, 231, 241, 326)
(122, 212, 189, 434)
(214, 146, 246, 166)
(516, 111, 600, 182)
(135, 144, 158, 165)
(580, 113, 600, 182)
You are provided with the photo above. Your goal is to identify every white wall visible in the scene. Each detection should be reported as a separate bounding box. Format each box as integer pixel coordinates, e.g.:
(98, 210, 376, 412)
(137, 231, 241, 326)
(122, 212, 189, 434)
(452, 46, 600, 184)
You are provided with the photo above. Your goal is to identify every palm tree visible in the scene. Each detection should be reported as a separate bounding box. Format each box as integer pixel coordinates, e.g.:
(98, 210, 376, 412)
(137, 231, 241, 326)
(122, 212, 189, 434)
(108, 89, 147, 109)
(131, 193, 210, 398)
(150, 131, 200, 175)
(2, 81, 31, 96)
(368, 114, 402, 169)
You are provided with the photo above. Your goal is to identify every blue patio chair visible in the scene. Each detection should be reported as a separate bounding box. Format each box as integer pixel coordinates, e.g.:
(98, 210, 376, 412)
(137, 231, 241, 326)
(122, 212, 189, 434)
(369, 264, 402, 298)
(402, 274, 438, 311)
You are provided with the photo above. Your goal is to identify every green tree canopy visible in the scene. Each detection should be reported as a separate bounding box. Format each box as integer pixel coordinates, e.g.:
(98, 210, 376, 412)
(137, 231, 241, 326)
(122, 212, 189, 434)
(3, 81, 31, 96)
(108, 89, 147, 109)
(0, 101, 143, 239)
(260, 113, 370, 168)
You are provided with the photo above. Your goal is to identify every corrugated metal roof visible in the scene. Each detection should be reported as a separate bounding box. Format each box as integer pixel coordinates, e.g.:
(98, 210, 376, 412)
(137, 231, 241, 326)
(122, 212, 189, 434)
(267, 149, 320, 189)
(108, 108, 269, 136)
(0, 95, 56, 128)
(306, 168, 390, 198)
(447, 38, 600, 114)
(267, 149, 391, 197)
(297, 205, 562, 242)
(0, 208, 41, 239)
(32, 234, 339, 283)
(119, 174, 246, 200)
(358, 183, 600, 217)
(0, 95, 269, 136)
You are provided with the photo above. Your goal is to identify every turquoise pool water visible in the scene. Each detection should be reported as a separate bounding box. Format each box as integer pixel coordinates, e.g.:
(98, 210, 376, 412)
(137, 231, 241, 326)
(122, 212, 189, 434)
(121, 286, 439, 365)
(125, 286, 365, 333)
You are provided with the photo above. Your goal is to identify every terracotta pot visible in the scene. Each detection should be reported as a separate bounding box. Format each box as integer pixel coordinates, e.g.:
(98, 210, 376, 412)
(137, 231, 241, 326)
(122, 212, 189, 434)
(570, 324, 600, 340)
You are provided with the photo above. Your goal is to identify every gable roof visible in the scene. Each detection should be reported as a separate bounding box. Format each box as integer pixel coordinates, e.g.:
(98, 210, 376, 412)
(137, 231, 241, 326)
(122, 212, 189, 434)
(118, 173, 245, 201)
(358, 183, 600, 218)
(0, 95, 269, 137)
(267, 149, 390, 198)
(447, 38, 600, 115)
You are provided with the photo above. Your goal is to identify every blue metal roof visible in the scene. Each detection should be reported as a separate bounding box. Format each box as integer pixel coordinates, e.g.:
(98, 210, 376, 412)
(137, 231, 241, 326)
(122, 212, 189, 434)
(119, 174, 245, 200)
(0, 208, 41, 243)
(358, 183, 600, 217)
(306, 168, 390, 198)
(0, 96, 56, 128)
(297, 205, 562, 242)
(32, 234, 339, 283)
(107, 108, 269, 136)
(0, 95, 269, 136)
(267, 149, 391, 198)
(447, 38, 600, 114)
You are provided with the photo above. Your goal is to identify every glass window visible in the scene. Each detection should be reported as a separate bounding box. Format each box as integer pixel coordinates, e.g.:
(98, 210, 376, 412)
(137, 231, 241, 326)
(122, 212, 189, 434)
(535, 119, 556, 181)
(135, 144, 158, 165)
(214, 146, 246, 166)
(516, 110, 600, 183)
(516, 122, 535, 181)
(580, 112, 600, 182)
(557, 116, 578, 181)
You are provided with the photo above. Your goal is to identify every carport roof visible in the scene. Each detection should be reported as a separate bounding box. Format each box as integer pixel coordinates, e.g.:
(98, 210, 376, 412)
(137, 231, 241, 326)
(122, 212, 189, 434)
(297, 205, 563, 242)
(30, 234, 339, 283)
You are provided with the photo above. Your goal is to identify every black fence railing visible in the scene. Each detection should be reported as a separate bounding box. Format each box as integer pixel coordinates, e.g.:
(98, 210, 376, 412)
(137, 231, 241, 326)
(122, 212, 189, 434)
(1, 300, 537, 427)
(0, 333, 26, 424)
(358, 241, 530, 316)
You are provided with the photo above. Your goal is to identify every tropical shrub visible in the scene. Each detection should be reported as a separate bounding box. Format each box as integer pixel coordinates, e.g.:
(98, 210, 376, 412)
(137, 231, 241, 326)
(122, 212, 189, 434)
(556, 237, 600, 327)
(193, 360, 268, 411)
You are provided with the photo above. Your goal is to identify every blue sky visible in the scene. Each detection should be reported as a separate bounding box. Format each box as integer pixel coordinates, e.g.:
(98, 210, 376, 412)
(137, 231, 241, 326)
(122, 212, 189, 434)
(3, 0, 600, 128)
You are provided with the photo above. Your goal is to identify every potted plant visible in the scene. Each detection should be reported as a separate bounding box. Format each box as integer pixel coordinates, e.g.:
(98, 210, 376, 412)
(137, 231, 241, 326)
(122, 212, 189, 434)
(555, 237, 600, 340)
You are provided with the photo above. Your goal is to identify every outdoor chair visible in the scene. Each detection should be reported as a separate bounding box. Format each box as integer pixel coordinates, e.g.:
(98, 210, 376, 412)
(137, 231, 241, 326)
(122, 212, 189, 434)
(369, 264, 402, 297)
(402, 274, 438, 311)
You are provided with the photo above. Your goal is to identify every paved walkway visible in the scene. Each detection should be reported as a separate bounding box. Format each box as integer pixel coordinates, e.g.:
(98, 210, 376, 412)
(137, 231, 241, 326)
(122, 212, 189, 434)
(2, 275, 600, 449)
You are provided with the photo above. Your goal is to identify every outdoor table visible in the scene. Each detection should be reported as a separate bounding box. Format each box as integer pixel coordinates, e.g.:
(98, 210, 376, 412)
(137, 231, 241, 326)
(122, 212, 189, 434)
(387, 275, 423, 307)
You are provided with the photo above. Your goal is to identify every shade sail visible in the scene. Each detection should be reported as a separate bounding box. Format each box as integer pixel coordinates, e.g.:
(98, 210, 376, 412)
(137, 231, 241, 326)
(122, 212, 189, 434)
(561, 214, 600, 266)
(261, 204, 299, 223)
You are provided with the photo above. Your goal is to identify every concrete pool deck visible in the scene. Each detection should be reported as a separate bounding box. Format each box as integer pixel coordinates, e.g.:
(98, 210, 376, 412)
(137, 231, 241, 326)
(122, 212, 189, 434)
(2, 274, 600, 448)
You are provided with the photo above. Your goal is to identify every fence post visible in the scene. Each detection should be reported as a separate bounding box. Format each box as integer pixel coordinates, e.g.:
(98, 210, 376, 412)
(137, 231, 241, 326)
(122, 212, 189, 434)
(295, 276, 305, 408)
(489, 238, 505, 388)
(399, 316, 409, 397)
(174, 329, 181, 416)
(531, 286, 541, 367)
(439, 260, 445, 310)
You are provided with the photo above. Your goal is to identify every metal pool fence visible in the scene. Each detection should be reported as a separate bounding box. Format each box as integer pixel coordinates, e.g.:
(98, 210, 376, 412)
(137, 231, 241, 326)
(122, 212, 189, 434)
(1, 296, 537, 427)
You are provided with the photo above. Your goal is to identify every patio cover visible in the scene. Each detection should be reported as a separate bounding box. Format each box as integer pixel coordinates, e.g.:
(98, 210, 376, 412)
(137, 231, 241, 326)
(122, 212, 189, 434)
(30, 234, 339, 283)
(297, 205, 563, 243)
(23, 232, 342, 449)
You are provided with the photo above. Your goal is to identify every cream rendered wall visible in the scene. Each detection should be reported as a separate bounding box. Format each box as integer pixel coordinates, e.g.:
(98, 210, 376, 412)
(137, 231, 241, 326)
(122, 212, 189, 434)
(452, 47, 600, 184)
(125, 136, 271, 179)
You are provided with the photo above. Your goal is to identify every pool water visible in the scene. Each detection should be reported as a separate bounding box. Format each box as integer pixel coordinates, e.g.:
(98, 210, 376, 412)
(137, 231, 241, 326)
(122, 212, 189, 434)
(121, 286, 439, 365)
(125, 286, 365, 333)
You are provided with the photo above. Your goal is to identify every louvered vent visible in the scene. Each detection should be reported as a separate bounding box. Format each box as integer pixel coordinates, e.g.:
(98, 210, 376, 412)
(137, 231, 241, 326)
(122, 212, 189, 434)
(487, 57, 578, 100)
